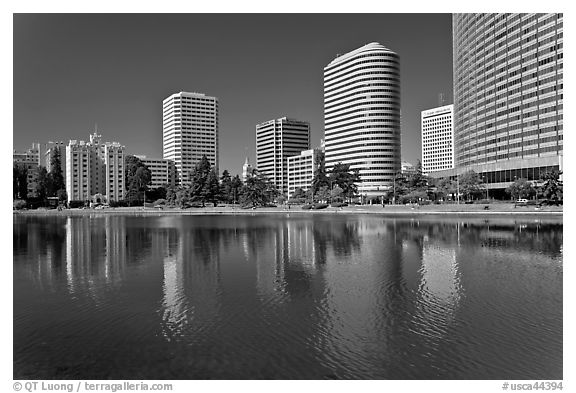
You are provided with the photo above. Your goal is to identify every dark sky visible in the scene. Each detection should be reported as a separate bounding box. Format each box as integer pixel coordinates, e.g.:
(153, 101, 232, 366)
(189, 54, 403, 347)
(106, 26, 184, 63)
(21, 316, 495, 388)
(13, 13, 453, 175)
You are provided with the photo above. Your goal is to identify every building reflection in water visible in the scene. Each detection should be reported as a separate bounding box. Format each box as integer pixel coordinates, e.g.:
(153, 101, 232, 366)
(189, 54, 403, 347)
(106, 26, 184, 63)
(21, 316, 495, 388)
(64, 216, 130, 297)
(159, 218, 222, 342)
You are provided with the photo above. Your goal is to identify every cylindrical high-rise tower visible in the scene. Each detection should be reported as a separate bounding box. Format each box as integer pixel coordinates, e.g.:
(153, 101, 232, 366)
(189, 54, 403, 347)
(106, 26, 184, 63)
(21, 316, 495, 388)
(324, 42, 401, 196)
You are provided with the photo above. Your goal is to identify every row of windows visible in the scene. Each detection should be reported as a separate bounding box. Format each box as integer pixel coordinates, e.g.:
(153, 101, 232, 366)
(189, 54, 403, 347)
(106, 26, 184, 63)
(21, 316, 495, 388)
(325, 77, 400, 96)
(326, 108, 400, 125)
(326, 118, 401, 133)
(325, 71, 400, 91)
(324, 64, 400, 85)
(324, 53, 399, 76)
(325, 99, 400, 116)
(325, 89, 400, 107)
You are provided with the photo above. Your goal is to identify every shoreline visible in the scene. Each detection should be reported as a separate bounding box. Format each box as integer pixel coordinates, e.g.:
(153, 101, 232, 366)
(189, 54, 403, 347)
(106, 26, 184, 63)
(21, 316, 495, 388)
(13, 205, 563, 220)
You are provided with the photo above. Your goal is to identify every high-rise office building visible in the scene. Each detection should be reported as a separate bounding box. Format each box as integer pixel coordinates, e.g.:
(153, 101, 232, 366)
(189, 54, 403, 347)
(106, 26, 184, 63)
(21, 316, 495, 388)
(324, 42, 401, 196)
(421, 104, 454, 173)
(256, 117, 310, 195)
(66, 132, 125, 202)
(137, 156, 177, 189)
(450, 13, 563, 191)
(162, 91, 219, 185)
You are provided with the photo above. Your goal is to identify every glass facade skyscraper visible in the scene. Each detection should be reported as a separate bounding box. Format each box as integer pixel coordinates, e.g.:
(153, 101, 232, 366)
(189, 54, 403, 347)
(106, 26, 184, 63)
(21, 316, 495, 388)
(451, 13, 563, 188)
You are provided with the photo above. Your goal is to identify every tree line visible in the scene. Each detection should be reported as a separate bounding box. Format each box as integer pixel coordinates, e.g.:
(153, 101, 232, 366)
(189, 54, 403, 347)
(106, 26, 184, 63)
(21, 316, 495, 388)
(14, 149, 563, 209)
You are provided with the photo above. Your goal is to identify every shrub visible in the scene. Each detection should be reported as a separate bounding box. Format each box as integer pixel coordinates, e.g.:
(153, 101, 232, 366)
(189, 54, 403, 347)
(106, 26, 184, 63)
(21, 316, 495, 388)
(109, 199, 129, 208)
(301, 204, 313, 210)
(68, 200, 86, 209)
(474, 199, 491, 204)
(419, 200, 431, 205)
(153, 199, 166, 206)
(13, 199, 27, 210)
(288, 198, 306, 205)
(313, 203, 328, 210)
(330, 202, 347, 207)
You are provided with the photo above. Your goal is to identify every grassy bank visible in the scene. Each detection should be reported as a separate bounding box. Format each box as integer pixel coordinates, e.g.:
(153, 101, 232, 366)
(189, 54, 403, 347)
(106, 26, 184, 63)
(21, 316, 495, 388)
(14, 203, 563, 219)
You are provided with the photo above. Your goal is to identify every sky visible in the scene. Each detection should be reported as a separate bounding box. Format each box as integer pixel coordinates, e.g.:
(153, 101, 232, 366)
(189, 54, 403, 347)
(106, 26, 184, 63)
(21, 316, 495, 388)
(13, 13, 453, 176)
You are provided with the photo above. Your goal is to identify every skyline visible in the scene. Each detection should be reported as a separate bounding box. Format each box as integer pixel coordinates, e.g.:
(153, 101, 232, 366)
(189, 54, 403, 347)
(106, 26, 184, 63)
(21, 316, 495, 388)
(14, 13, 453, 175)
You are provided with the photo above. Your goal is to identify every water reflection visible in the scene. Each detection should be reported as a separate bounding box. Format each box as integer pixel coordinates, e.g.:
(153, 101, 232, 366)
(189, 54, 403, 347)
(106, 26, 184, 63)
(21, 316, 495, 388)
(13, 214, 562, 379)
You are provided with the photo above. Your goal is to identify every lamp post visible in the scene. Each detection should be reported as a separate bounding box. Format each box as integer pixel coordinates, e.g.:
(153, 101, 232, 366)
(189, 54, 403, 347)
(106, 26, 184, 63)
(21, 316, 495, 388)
(456, 172, 460, 205)
(483, 176, 489, 200)
(392, 174, 396, 205)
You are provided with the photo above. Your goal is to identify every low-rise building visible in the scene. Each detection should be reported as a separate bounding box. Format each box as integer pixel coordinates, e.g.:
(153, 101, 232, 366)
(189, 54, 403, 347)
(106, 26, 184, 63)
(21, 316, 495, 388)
(13, 143, 41, 198)
(287, 148, 319, 198)
(137, 157, 177, 189)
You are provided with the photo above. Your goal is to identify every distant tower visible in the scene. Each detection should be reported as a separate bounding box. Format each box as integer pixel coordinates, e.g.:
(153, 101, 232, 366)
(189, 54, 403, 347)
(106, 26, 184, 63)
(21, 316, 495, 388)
(438, 93, 446, 107)
(242, 156, 253, 183)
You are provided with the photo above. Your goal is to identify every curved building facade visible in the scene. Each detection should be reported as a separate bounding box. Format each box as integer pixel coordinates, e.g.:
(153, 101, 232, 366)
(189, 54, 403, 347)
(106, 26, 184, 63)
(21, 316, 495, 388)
(324, 42, 401, 196)
(451, 14, 563, 189)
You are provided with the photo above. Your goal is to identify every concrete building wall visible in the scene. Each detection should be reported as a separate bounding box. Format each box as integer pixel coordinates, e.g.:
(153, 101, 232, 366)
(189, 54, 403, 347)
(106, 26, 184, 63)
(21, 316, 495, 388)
(422, 104, 454, 173)
(162, 91, 219, 185)
(140, 158, 177, 189)
(256, 117, 310, 195)
(287, 149, 316, 198)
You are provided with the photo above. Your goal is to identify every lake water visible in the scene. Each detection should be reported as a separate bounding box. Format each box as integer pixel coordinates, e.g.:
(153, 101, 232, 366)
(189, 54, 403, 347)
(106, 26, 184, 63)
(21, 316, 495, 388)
(13, 214, 563, 379)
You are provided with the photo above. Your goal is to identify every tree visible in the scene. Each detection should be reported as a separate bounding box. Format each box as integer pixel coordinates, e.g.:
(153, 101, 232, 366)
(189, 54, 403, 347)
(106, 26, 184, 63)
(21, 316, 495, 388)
(13, 163, 28, 200)
(166, 185, 178, 206)
(125, 155, 152, 204)
(330, 185, 344, 203)
(147, 187, 167, 202)
(391, 171, 408, 204)
(189, 155, 212, 205)
(56, 189, 68, 203)
(292, 187, 306, 199)
(220, 169, 233, 203)
(402, 190, 428, 204)
(202, 168, 221, 206)
(311, 150, 329, 196)
(240, 170, 276, 208)
(314, 185, 331, 203)
(35, 166, 49, 202)
(230, 175, 243, 204)
(459, 170, 483, 201)
(175, 187, 191, 208)
(538, 170, 563, 204)
(406, 160, 428, 192)
(49, 146, 65, 196)
(436, 177, 457, 201)
(329, 162, 360, 202)
(506, 178, 536, 200)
